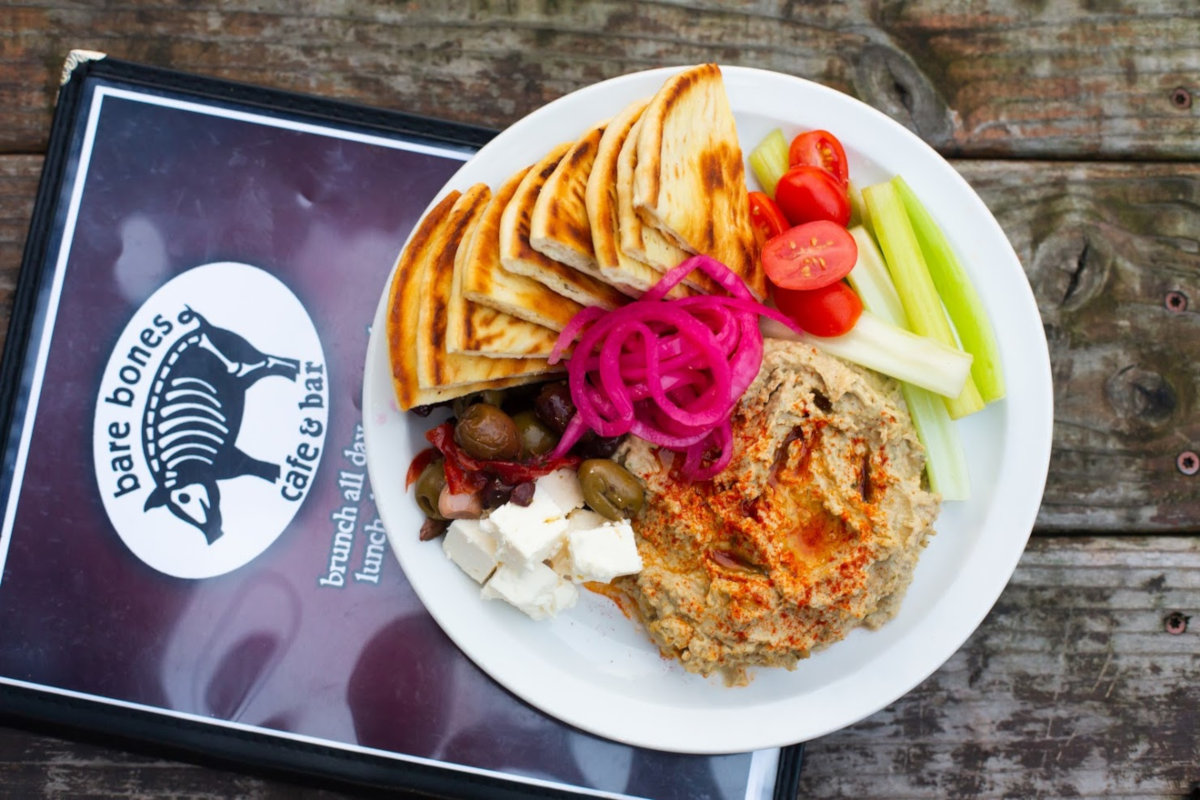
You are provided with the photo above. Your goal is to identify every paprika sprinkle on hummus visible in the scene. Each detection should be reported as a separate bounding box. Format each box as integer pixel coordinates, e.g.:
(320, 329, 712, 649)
(613, 339, 940, 685)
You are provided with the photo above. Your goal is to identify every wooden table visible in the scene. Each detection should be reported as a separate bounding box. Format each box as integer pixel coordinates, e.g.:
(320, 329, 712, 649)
(1, 2, 1197, 797)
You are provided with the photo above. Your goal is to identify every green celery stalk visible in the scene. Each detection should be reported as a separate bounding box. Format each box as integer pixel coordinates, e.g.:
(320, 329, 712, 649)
(846, 227, 905, 324)
(846, 226, 970, 500)
(894, 176, 1005, 403)
(847, 179, 869, 231)
(761, 312, 972, 400)
(749, 128, 789, 196)
(900, 382, 969, 501)
(862, 180, 985, 419)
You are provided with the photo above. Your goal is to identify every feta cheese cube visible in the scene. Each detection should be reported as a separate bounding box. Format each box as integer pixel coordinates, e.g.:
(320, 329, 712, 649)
(442, 518, 500, 584)
(565, 508, 607, 532)
(534, 468, 585, 516)
(567, 517, 643, 583)
(488, 491, 569, 565)
(482, 560, 579, 619)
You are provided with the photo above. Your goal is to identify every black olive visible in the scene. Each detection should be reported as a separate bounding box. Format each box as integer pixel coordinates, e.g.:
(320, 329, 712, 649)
(480, 476, 514, 510)
(534, 382, 575, 433)
(509, 481, 536, 506)
(575, 430, 623, 459)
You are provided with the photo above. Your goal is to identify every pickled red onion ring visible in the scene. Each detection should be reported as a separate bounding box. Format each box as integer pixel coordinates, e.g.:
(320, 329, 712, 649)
(548, 255, 801, 481)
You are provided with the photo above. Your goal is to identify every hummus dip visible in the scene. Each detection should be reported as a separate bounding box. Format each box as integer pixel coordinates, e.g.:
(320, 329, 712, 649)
(614, 339, 940, 685)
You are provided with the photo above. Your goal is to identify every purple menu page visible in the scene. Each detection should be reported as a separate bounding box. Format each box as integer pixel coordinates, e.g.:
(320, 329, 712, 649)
(0, 77, 781, 799)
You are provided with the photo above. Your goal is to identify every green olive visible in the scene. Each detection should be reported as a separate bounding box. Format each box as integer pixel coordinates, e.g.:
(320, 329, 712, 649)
(414, 458, 447, 519)
(578, 458, 645, 521)
(454, 403, 520, 461)
(512, 409, 558, 459)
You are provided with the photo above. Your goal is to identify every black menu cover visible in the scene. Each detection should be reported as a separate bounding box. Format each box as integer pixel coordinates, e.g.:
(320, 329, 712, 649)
(0, 54, 804, 799)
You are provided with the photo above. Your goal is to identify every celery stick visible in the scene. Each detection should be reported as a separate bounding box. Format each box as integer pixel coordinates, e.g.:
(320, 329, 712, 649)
(847, 179, 869, 231)
(760, 312, 972, 400)
(862, 181, 984, 419)
(846, 227, 969, 500)
(900, 382, 970, 500)
(749, 128, 789, 196)
(846, 227, 905, 325)
(894, 176, 1005, 403)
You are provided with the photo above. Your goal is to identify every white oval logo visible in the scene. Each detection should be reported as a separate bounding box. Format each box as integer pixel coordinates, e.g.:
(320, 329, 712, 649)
(93, 262, 328, 579)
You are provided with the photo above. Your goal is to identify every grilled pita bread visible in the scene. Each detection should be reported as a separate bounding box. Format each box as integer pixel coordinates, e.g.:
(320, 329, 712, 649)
(586, 97, 686, 297)
(418, 185, 558, 389)
(500, 142, 629, 310)
(460, 165, 585, 332)
(448, 183, 564, 358)
(387, 189, 555, 411)
(615, 112, 719, 295)
(529, 121, 613, 284)
(632, 63, 765, 299)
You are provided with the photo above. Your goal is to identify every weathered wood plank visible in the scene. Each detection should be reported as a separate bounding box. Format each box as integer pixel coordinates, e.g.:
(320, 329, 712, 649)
(958, 160, 1200, 533)
(0, 537, 1195, 798)
(796, 535, 1200, 799)
(0, 723, 362, 799)
(0, 1, 1198, 159)
(4, 154, 1197, 531)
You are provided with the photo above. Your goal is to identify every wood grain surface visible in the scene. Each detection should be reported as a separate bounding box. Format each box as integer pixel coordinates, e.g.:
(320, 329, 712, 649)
(0, 1, 1197, 798)
(1, 1, 1199, 159)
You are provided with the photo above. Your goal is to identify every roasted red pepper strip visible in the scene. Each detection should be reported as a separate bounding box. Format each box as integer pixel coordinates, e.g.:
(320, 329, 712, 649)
(405, 446, 439, 490)
(424, 422, 579, 495)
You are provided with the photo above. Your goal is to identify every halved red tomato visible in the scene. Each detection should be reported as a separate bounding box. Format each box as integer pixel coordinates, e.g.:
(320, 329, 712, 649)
(773, 281, 863, 338)
(748, 191, 788, 244)
(773, 165, 851, 227)
(788, 129, 850, 186)
(760, 220, 858, 291)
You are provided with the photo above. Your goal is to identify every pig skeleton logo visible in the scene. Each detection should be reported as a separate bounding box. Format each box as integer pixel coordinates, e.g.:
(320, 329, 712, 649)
(141, 309, 300, 545)
(94, 262, 328, 579)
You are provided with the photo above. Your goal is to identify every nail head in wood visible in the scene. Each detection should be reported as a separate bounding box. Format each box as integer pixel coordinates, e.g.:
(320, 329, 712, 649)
(1163, 611, 1188, 634)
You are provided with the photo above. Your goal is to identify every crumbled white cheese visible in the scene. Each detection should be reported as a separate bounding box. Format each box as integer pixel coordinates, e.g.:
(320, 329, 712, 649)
(442, 518, 500, 584)
(565, 508, 608, 532)
(481, 560, 579, 620)
(566, 516, 643, 583)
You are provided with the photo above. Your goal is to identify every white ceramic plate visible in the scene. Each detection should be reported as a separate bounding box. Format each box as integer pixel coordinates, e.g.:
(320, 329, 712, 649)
(363, 66, 1053, 754)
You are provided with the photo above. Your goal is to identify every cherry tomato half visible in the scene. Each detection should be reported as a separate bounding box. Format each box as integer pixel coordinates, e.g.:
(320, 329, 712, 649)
(788, 129, 850, 186)
(748, 191, 789, 244)
(774, 165, 851, 227)
(760, 220, 858, 291)
(773, 281, 863, 338)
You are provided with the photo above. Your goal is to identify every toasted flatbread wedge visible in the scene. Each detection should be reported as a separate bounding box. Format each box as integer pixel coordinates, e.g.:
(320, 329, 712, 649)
(529, 121, 612, 283)
(632, 63, 765, 299)
(461, 166, 585, 332)
(615, 112, 719, 296)
(449, 183, 564, 358)
(617, 114, 689, 271)
(386, 190, 554, 411)
(500, 143, 629, 310)
(587, 97, 688, 298)
(418, 186, 558, 390)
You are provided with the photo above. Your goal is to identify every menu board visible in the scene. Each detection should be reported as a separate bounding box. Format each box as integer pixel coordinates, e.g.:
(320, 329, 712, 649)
(0, 55, 802, 800)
